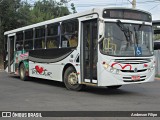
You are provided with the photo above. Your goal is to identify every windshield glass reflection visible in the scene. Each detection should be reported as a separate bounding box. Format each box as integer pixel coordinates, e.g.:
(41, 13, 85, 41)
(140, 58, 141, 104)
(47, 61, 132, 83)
(100, 22, 153, 57)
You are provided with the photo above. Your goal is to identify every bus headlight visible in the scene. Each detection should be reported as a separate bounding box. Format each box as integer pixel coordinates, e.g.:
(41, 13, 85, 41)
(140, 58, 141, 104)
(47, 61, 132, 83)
(103, 64, 109, 69)
(110, 67, 114, 72)
(116, 69, 120, 74)
(153, 64, 155, 67)
(148, 68, 152, 72)
(151, 66, 154, 70)
(148, 68, 151, 72)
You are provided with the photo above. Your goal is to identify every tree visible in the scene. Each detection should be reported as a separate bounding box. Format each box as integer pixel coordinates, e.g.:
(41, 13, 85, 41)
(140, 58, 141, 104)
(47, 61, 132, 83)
(71, 3, 77, 13)
(0, 0, 72, 68)
(0, 0, 24, 54)
(29, 0, 70, 24)
(16, 1, 32, 25)
(0, 0, 22, 67)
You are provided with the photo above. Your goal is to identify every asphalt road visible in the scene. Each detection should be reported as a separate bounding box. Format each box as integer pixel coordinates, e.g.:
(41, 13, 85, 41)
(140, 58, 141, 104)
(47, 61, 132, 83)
(0, 71, 160, 119)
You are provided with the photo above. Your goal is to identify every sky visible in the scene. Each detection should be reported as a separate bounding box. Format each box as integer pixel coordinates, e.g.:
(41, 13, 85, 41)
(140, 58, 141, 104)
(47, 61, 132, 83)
(29, 0, 160, 20)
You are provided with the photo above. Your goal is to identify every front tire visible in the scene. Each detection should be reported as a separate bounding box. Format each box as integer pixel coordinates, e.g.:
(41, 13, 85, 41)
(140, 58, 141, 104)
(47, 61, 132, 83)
(19, 63, 28, 81)
(107, 85, 122, 89)
(64, 67, 84, 91)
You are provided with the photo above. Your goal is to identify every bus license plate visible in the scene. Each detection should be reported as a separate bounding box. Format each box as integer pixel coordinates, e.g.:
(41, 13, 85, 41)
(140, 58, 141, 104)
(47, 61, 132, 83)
(131, 76, 140, 80)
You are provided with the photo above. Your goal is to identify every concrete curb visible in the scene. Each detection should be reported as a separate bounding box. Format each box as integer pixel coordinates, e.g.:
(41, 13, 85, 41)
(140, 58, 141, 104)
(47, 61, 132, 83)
(155, 77, 160, 80)
(0, 69, 4, 72)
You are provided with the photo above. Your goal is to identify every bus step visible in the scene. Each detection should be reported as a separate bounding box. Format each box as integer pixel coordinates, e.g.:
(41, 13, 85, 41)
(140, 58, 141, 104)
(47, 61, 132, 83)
(81, 82, 97, 86)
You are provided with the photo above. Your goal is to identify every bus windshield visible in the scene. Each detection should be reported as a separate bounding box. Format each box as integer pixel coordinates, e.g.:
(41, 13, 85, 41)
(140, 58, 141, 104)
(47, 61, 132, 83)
(100, 22, 153, 57)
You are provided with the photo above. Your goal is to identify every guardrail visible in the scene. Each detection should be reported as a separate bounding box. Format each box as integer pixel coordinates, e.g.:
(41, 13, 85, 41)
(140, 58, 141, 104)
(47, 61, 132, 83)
(154, 50, 160, 75)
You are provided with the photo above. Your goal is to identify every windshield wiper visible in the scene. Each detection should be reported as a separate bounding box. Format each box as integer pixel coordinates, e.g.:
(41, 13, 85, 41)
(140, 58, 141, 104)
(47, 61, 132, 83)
(134, 27, 138, 47)
(116, 20, 132, 42)
(138, 22, 145, 30)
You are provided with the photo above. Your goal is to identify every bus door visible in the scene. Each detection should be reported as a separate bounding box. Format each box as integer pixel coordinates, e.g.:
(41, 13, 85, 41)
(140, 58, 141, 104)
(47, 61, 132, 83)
(8, 34, 15, 73)
(81, 19, 98, 84)
(4, 36, 8, 72)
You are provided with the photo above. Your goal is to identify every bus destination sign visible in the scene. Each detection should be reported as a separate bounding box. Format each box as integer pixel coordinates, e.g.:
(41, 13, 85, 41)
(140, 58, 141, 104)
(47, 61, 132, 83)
(103, 9, 152, 22)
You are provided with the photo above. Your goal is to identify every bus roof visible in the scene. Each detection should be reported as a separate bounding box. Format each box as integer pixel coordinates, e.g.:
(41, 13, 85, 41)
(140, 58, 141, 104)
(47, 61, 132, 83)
(4, 7, 151, 35)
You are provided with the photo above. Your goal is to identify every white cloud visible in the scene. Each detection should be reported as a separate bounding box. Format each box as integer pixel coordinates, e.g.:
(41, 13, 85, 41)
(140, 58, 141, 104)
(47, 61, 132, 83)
(68, 0, 160, 20)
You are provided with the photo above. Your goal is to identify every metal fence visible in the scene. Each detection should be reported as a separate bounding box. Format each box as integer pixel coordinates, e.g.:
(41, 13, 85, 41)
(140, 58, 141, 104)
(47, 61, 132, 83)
(154, 50, 160, 75)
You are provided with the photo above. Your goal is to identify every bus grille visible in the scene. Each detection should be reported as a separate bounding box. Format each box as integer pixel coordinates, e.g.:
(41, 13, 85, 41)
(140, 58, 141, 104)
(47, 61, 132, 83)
(123, 75, 146, 82)
(114, 59, 151, 64)
(121, 69, 147, 73)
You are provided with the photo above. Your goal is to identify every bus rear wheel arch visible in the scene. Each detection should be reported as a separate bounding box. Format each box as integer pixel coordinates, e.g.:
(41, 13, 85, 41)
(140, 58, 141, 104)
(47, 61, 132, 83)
(19, 62, 28, 81)
(63, 66, 84, 91)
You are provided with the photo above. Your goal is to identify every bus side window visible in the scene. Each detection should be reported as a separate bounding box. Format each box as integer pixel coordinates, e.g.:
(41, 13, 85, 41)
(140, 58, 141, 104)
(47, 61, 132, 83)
(46, 23, 60, 49)
(24, 29, 33, 50)
(61, 19, 78, 48)
(35, 26, 45, 49)
(16, 32, 23, 51)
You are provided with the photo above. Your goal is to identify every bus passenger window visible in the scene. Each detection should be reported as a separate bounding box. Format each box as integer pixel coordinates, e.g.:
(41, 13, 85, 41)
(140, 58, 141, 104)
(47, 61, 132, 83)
(47, 38, 59, 48)
(46, 23, 60, 49)
(35, 26, 45, 49)
(61, 19, 78, 48)
(24, 40, 33, 50)
(24, 29, 33, 50)
(16, 32, 23, 51)
(69, 33, 78, 47)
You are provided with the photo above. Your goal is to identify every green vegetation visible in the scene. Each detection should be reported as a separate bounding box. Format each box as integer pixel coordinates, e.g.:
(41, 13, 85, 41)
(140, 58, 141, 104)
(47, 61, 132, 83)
(155, 74, 160, 78)
(154, 34, 160, 41)
(0, 0, 76, 69)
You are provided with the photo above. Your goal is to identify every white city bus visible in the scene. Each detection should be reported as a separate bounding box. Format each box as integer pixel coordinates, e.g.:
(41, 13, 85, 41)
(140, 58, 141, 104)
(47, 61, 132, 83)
(4, 7, 155, 90)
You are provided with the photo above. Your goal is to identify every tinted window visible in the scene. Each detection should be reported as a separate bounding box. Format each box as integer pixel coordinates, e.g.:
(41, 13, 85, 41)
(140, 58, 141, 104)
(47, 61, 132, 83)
(24, 40, 33, 50)
(24, 29, 33, 50)
(25, 29, 33, 40)
(35, 26, 45, 49)
(46, 23, 60, 49)
(16, 32, 23, 51)
(61, 19, 78, 48)
(16, 32, 23, 41)
(47, 23, 60, 36)
(35, 26, 45, 38)
(4, 35, 7, 51)
(35, 38, 45, 49)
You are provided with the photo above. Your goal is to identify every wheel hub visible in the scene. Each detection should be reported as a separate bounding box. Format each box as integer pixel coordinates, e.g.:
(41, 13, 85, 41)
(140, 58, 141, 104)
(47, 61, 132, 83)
(20, 66, 24, 79)
(68, 72, 78, 85)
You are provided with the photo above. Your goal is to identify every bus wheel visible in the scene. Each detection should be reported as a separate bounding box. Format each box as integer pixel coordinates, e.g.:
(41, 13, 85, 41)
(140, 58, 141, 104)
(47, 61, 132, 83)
(19, 63, 27, 81)
(64, 67, 84, 91)
(107, 85, 122, 89)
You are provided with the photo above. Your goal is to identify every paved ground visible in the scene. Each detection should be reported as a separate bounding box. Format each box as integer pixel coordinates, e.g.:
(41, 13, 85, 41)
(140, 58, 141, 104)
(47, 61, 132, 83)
(0, 71, 160, 119)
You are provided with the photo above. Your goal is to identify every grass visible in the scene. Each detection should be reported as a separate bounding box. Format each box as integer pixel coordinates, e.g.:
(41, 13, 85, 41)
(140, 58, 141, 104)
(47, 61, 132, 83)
(155, 74, 160, 78)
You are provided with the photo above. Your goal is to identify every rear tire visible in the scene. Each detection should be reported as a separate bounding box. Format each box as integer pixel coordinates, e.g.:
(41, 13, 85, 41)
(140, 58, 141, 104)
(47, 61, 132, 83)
(19, 63, 28, 81)
(107, 85, 122, 89)
(64, 66, 84, 91)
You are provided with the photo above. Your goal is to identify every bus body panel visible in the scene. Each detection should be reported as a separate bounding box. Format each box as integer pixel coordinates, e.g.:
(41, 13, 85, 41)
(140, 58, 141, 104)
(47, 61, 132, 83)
(28, 49, 81, 82)
(29, 62, 63, 81)
(3, 7, 154, 90)
(97, 54, 155, 86)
